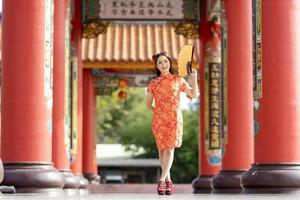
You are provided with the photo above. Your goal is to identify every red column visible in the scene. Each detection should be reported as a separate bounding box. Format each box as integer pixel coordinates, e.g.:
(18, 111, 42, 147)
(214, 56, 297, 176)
(1, 0, 64, 193)
(52, 0, 79, 190)
(192, 1, 221, 192)
(212, 0, 254, 193)
(82, 69, 100, 184)
(70, 0, 88, 190)
(242, 0, 300, 193)
(0, 80, 3, 184)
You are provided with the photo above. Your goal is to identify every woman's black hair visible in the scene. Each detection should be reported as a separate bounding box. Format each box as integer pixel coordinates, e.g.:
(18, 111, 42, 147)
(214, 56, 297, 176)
(152, 51, 177, 77)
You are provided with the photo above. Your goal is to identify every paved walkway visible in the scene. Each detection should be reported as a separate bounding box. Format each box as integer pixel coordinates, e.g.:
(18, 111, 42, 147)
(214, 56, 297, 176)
(1, 184, 300, 200)
(1, 194, 300, 200)
(88, 183, 193, 194)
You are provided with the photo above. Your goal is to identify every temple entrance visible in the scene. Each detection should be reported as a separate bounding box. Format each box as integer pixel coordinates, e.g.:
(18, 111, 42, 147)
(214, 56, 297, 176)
(81, 21, 200, 184)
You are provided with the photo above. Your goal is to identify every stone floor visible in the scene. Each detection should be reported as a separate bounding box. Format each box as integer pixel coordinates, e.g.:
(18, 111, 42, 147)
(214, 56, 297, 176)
(87, 183, 193, 194)
(1, 193, 300, 200)
(1, 184, 300, 200)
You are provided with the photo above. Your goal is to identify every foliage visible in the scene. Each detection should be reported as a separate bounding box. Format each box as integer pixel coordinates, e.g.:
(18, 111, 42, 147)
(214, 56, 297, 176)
(172, 110, 199, 183)
(96, 88, 145, 143)
(96, 87, 199, 183)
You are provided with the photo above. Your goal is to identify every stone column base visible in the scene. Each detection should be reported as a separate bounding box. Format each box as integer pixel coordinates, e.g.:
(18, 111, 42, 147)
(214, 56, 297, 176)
(211, 170, 245, 194)
(76, 174, 89, 188)
(192, 175, 213, 194)
(0, 186, 16, 193)
(242, 163, 300, 194)
(61, 170, 80, 189)
(83, 173, 100, 184)
(2, 163, 65, 194)
(0, 159, 4, 183)
(73, 174, 89, 195)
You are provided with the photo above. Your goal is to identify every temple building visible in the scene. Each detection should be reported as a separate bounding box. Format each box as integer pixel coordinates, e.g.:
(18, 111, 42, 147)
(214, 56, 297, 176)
(0, 0, 300, 194)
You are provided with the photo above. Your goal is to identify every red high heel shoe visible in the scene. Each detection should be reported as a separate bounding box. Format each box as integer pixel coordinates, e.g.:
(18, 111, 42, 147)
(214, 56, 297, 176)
(157, 181, 166, 195)
(165, 181, 173, 195)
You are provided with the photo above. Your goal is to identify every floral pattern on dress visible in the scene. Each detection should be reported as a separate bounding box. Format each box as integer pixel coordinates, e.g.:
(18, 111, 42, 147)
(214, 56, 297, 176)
(147, 74, 188, 150)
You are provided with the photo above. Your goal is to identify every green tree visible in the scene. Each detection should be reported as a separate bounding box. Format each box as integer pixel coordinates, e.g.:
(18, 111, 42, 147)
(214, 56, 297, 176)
(172, 110, 199, 183)
(96, 88, 145, 143)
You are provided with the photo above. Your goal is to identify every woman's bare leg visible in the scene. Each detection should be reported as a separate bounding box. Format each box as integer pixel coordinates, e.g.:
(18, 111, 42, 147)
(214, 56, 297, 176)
(165, 172, 171, 182)
(159, 148, 175, 181)
(158, 150, 165, 182)
(158, 149, 164, 171)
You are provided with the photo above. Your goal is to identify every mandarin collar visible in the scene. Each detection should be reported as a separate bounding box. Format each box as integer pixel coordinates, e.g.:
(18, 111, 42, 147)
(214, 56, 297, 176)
(159, 73, 172, 79)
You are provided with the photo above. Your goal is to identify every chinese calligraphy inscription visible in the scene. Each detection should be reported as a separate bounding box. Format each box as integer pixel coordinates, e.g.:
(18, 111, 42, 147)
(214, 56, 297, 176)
(99, 0, 184, 20)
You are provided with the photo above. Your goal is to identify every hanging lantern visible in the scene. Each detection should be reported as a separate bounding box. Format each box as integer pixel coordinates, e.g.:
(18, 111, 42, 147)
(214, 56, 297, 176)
(118, 90, 128, 101)
(118, 78, 129, 88)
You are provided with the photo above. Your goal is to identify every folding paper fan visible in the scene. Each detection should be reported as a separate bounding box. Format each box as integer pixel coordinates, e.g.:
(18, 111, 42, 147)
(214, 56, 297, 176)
(177, 44, 194, 77)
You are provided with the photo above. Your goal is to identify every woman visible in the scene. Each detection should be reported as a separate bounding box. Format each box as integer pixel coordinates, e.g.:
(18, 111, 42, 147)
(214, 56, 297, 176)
(146, 51, 198, 195)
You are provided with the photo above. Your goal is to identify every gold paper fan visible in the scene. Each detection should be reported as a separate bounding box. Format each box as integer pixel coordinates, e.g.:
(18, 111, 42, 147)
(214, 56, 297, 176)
(177, 45, 194, 77)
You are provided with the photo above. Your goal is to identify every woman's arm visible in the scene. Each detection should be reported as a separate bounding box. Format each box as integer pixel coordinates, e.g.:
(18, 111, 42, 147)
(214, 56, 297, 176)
(184, 69, 199, 99)
(146, 92, 154, 111)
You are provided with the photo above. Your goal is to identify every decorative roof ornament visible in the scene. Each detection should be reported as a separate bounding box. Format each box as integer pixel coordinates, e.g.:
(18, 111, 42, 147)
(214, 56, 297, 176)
(170, 21, 199, 39)
(83, 20, 111, 39)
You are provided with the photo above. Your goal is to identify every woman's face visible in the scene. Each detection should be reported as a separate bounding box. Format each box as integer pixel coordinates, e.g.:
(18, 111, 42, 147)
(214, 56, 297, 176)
(156, 55, 170, 74)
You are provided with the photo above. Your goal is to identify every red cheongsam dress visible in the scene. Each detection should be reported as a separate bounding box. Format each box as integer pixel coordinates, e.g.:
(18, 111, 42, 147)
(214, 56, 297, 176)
(147, 74, 189, 150)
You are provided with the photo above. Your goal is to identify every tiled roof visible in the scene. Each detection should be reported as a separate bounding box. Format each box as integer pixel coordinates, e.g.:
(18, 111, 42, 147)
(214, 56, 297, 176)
(82, 23, 200, 69)
(0, 23, 200, 69)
